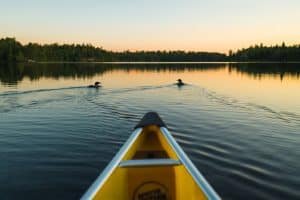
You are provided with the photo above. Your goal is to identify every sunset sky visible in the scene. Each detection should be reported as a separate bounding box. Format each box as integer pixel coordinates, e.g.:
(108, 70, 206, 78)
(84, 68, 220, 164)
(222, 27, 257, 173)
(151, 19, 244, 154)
(1, 0, 300, 53)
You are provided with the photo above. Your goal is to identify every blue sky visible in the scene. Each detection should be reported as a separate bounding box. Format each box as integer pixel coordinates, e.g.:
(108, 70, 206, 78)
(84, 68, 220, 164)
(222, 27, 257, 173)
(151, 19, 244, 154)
(1, 0, 300, 52)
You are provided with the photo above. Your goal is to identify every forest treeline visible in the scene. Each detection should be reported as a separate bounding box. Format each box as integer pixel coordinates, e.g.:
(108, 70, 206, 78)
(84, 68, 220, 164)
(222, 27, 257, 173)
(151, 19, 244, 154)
(0, 37, 300, 62)
(0, 38, 225, 62)
(229, 43, 300, 61)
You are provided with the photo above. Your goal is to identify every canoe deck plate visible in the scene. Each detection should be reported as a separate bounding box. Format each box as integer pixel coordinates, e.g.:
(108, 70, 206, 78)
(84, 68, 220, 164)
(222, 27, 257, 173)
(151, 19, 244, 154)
(133, 181, 169, 200)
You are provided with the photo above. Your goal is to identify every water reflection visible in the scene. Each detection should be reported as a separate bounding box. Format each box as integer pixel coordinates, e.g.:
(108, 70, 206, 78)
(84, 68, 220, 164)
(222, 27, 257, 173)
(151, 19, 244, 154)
(1, 62, 300, 85)
(229, 63, 300, 80)
(0, 63, 224, 85)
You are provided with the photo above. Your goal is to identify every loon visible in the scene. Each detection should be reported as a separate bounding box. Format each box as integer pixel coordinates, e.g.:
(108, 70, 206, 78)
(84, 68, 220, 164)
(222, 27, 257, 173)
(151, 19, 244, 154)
(88, 81, 101, 88)
(176, 79, 185, 86)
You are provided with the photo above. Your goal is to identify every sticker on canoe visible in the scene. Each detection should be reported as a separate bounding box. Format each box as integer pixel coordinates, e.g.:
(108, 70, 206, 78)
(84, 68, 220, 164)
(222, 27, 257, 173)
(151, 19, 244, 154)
(133, 181, 169, 200)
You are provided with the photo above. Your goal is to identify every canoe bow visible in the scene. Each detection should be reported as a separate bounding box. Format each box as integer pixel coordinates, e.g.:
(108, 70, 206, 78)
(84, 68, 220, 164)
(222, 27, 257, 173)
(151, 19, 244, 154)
(81, 112, 221, 200)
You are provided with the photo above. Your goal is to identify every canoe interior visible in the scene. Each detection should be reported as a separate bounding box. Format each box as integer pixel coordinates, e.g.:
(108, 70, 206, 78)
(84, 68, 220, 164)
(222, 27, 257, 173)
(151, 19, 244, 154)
(94, 125, 208, 200)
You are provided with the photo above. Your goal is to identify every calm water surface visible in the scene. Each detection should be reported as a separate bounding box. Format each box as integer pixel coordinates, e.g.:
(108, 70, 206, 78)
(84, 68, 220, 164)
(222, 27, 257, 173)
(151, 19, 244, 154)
(0, 62, 300, 199)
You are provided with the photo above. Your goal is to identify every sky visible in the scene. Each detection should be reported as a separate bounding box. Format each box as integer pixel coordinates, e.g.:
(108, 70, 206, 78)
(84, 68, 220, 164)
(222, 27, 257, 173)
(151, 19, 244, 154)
(1, 0, 300, 53)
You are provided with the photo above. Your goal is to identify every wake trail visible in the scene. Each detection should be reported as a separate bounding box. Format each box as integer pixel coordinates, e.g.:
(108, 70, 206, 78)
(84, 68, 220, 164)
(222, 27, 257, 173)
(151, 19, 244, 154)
(99, 84, 174, 96)
(189, 84, 300, 126)
(0, 86, 87, 97)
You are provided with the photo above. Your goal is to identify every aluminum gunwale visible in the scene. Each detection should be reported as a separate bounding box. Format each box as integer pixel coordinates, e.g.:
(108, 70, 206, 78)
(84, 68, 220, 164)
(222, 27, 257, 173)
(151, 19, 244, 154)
(160, 127, 221, 200)
(80, 128, 143, 200)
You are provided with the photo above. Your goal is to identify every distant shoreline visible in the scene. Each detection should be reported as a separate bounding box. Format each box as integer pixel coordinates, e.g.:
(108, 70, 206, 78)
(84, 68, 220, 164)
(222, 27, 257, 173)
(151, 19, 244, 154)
(1, 37, 300, 63)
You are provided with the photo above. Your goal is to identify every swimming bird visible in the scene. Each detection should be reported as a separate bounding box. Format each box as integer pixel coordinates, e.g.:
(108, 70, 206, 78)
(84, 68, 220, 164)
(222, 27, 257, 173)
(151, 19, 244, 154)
(176, 79, 185, 86)
(88, 81, 101, 88)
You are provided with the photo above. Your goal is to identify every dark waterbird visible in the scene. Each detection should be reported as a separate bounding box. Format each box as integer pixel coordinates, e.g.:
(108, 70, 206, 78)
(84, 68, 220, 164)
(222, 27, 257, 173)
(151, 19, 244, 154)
(176, 79, 185, 87)
(88, 81, 101, 88)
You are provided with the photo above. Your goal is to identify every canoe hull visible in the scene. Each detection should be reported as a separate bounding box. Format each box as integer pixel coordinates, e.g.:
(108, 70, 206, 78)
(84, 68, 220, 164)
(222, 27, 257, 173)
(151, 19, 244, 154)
(81, 113, 221, 200)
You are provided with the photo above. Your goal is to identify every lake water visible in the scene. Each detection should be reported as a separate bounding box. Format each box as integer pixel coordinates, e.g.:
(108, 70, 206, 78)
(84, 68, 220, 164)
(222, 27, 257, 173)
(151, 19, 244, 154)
(0, 62, 300, 199)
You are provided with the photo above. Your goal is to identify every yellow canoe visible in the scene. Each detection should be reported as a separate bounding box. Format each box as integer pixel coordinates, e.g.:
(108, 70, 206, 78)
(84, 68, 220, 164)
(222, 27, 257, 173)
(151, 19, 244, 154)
(81, 112, 221, 200)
